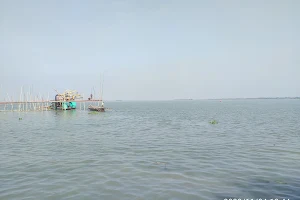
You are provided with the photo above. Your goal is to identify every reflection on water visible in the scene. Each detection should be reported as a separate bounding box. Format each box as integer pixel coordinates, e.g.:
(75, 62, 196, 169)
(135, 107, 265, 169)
(54, 109, 77, 118)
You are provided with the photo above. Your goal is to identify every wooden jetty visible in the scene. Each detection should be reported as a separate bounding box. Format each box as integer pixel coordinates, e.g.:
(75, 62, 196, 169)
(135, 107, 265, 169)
(0, 74, 107, 112)
(0, 99, 101, 105)
(0, 89, 106, 112)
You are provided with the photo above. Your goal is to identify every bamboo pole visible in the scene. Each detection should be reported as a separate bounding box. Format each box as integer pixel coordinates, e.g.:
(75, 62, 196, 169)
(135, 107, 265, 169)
(34, 96, 36, 111)
(11, 96, 14, 111)
(101, 73, 104, 102)
(29, 86, 32, 110)
(38, 93, 40, 110)
(0, 84, 2, 104)
(98, 75, 101, 106)
(26, 92, 29, 111)
(32, 85, 35, 111)
(47, 92, 49, 110)
(83, 94, 85, 110)
(37, 95, 39, 110)
(7, 94, 12, 111)
(19, 86, 22, 111)
(25, 88, 27, 111)
(22, 93, 25, 111)
(4, 97, 6, 111)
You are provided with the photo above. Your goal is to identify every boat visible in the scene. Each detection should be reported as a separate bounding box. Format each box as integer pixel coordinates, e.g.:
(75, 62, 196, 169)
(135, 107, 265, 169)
(88, 104, 105, 112)
(88, 74, 106, 112)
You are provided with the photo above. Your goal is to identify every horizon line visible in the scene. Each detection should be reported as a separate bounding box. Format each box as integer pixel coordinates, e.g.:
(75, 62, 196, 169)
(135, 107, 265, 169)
(103, 97, 300, 101)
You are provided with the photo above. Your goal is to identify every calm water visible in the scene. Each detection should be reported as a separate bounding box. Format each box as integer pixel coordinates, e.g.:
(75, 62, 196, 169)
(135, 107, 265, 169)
(1, 100, 300, 200)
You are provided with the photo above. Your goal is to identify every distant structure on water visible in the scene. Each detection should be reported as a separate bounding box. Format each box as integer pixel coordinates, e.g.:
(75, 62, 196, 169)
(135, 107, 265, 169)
(51, 90, 81, 110)
(0, 88, 104, 112)
(0, 74, 107, 112)
(174, 99, 193, 101)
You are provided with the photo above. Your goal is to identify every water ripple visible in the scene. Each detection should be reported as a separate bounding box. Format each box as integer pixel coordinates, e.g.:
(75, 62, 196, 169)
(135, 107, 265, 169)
(1, 100, 300, 199)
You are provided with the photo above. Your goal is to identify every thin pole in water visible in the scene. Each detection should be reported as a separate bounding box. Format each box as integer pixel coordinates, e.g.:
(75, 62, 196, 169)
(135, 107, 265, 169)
(0, 84, 2, 103)
(101, 72, 104, 106)
(29, 86, 31, 110)
(101, 73, 104, 101)
(7, 94, 11, 111)
(26, 92, 28, 112)
(47, 92, 49, 110)
(98, 73, 104, 106)
(19, 86, 23, 111)
(4, 97, 6, 111)
(83, 94, 85, 110)
(23, 89, 25, 111)
(11, 96, 14, 111)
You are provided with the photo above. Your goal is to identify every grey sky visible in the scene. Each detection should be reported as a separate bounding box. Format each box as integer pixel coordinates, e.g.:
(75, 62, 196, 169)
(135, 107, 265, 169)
(1, 0, 299, 100)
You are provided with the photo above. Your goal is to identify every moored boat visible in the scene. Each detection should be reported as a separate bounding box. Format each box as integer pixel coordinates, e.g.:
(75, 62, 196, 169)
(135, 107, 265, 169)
(88, 105, 105, 112)
(88, 101, 105, 112)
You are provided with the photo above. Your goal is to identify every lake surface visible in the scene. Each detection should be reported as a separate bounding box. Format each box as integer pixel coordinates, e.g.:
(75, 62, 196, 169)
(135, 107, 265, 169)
(1, 100, 300, 200)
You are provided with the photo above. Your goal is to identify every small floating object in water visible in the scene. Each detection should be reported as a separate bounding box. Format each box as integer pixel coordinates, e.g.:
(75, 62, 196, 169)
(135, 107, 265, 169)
(154, 161, 167, 169)
(19, 117, 22, 120)
(209, 120, 218, 124)
(275, 180, 287, 184)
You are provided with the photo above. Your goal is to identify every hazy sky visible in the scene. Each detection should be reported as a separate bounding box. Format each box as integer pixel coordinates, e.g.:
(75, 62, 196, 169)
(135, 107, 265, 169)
(1, 0, 299, 100)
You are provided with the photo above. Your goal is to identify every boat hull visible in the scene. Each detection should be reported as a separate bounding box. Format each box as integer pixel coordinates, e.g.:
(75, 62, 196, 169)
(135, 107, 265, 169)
(88, 105, 105, 112)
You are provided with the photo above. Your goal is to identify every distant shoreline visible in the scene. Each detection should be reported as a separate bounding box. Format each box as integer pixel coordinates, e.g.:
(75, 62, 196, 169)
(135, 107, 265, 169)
(174, 97, 300, 101)
(174, 99, 193, 101)
(206, 97, 300, 100)
(109, 97, 300, 101)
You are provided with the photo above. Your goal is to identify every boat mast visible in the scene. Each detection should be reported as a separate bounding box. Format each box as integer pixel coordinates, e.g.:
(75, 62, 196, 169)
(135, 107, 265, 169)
(98, 74, 102, 106)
